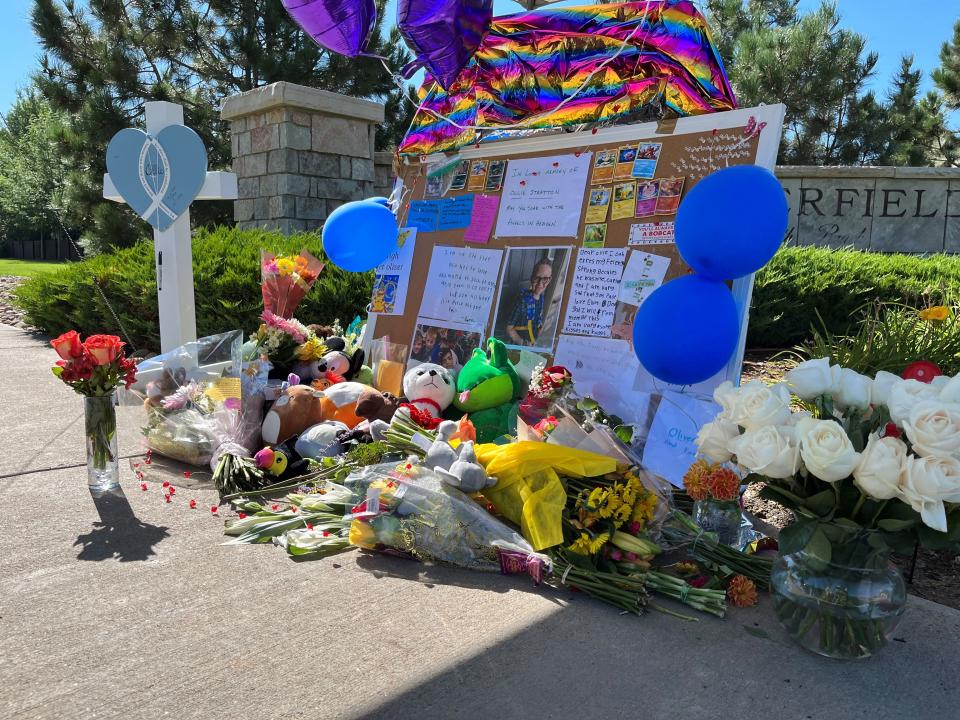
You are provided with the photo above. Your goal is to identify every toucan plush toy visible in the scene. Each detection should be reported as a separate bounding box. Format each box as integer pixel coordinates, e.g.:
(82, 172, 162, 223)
(253, 441, 308, 479)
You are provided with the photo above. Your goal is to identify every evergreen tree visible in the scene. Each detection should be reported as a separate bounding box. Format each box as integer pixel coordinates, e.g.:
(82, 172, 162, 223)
(30, 0, 412, 252)
(933, 19, 960, 110)
(879, 56, 931, 166)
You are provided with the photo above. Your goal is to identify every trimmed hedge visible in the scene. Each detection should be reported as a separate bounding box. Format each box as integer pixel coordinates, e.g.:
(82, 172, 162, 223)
(16, 230, 960, 353)
(15, 226, 374, 353)
(749, 246, 959, 348)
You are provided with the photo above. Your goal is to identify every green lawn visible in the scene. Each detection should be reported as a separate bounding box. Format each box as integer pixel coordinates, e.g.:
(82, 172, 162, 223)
(0, 258, 67, 278)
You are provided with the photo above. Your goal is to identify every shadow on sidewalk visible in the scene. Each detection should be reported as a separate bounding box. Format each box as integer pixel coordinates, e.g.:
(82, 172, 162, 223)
(73, 487, 170, 561)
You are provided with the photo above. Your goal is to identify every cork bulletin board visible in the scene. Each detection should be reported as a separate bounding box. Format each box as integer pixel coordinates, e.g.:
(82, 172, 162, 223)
(369, 104, 786, 411)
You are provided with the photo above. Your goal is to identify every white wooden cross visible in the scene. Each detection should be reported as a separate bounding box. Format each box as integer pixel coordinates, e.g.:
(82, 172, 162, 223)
(103, 101, 238, 352)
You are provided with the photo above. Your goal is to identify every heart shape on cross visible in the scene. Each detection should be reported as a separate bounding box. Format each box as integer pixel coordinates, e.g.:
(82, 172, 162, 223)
(106, 126, 208, 232)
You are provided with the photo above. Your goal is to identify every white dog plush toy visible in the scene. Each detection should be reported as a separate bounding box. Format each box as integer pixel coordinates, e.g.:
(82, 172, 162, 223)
(398, 363, 456, 430)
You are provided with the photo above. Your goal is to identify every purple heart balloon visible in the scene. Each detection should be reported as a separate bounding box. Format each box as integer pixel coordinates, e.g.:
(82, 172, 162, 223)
(282, 0, 377, 57)
(398, 0, 492, 90)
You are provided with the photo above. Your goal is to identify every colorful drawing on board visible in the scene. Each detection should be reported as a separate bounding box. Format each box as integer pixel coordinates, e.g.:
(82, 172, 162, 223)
(614, 145, 638, 179)
(635, 179, 660, 218)
(655, 176, 685, 215)
(591, 149, 616, 184)
(585, 187, 611, 223)
(631, 142, 662, 179)
(611, 181, 637, 220)
(449, 160, 469, 190)
(484, 160, 506, 191)
(583, 223, 607, 248)
(371, 274, 399, 313)
(467, 160, 488, 190)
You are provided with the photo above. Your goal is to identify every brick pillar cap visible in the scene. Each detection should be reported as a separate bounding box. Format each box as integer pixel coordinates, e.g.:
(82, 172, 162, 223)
(221, 81, 385, 124)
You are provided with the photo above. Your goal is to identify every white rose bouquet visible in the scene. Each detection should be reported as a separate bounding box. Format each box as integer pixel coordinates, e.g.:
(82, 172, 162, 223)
(695, 359, 960, 568)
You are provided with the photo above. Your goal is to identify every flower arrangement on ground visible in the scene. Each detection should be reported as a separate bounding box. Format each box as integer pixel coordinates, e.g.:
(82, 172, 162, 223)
(696, 358, 960, 658)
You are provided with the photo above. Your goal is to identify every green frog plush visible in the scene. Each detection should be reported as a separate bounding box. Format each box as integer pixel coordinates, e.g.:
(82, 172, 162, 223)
(452, 338, 523, 443)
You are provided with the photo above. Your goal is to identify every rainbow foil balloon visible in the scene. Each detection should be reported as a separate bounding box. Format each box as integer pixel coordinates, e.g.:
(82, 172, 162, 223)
(399, 0, 737, 156)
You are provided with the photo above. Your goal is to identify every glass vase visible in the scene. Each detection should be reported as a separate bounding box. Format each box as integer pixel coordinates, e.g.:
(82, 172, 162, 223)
(693, 498, 742, 546)
(85, 393, 120, 491)
(771, 547, 906, 660)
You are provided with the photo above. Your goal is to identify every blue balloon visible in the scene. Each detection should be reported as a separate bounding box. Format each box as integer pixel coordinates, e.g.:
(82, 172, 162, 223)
(365, 196, 391, 207)
(633, 275, 740, 386)
(675, 165, 788, 280)
(322, 200, 398, 272)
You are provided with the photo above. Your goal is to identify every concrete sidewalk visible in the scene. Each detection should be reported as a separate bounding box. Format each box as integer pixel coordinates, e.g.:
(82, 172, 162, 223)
(2, 325, 959, 720)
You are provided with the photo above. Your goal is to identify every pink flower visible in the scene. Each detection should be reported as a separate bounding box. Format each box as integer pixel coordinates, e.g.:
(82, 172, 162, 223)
(610, 549, 623, 561)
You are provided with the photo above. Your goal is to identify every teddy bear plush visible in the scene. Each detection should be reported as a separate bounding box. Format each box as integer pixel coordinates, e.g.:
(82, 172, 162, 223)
(398, 363, 456, 430)
(261, 382, 400, 445)
(452, 338, 522, 443)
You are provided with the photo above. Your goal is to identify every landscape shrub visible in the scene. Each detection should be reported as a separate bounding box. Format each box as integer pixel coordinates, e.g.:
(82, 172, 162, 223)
(749, 246, 960, 348)
(15, 226, 373, 353)
(18, 234, 960, 354)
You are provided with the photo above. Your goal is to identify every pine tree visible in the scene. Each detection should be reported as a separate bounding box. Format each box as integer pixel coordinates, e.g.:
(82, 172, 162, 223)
(933, 19, 960, 110)
(879, 56, 931, 166)
(30, 0, 412, 252)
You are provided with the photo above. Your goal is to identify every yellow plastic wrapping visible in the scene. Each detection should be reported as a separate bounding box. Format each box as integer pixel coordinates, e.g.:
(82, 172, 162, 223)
(475, 441, 617, 550)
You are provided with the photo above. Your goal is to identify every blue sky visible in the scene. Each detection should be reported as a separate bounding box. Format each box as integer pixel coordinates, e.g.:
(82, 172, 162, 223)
(1, 0, 957, 115)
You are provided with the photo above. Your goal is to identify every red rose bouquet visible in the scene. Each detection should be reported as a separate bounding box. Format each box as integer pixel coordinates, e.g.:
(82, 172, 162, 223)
(51, 331, 137, 396)
(51, 331, 137, 489)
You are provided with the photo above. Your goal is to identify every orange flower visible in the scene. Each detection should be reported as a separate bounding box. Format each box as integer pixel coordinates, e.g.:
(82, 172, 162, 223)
(707, 466, 741, 502)
(919, 306, 950, 322)
(683, 459, 712, 501)
(727, 575, 758, 607)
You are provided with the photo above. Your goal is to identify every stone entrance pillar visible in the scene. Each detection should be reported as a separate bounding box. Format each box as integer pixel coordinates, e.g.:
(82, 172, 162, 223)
(221, 82, 385, 234)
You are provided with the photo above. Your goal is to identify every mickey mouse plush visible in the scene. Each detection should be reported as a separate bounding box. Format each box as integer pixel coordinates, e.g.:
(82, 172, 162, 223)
(293, 337, 365, 384)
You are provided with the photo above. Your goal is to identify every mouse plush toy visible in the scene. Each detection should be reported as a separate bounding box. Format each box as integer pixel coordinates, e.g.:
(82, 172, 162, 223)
(399, 363, 456, 430)
(293, 337, 367, 385)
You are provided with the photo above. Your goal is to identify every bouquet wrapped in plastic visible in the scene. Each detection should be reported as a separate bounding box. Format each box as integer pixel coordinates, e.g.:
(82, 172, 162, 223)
(343, 461, 550, 580)
(260, 249, 324, 319)
(121, 331, 266, 467)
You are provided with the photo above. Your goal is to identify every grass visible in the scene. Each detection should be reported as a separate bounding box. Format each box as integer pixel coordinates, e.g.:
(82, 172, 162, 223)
(0, 258, 68, 278)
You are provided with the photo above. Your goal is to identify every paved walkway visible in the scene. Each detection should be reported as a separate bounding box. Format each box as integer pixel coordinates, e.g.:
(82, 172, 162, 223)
(2, 324, 959, 720)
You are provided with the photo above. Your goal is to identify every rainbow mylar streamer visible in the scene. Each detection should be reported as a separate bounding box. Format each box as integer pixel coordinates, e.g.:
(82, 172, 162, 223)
(398, 0, 737, 156)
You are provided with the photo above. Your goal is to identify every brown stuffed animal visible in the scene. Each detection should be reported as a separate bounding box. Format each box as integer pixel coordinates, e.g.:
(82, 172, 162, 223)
(262, 383, 401, 445)
(356, 389, 401, 424)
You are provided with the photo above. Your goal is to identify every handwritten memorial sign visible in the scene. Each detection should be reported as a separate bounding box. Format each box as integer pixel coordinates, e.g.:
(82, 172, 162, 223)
(438, 194, 475, 230)
(418, 246, 504, 326)
(408, 200, 441, 232)
(641, 392, 721, 488)
(495, 153, 592, 237)
(562, 248, 627, 337)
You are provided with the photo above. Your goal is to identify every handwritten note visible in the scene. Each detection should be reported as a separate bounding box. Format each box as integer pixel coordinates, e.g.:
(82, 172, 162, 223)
(618, 250, 670, 307)
(438, 194, 474, 230)
(407, 200, 440, 232)
(370, 227, 417, 315)
(562, 248, 627, 337)
(464, 194, 500, 244)
(641, 392, 721, 488)
(418, 246, 504, 326)
(669, 130, 753, 181)
(553, 335, 647, 424)
(495, 153, 592, 237)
